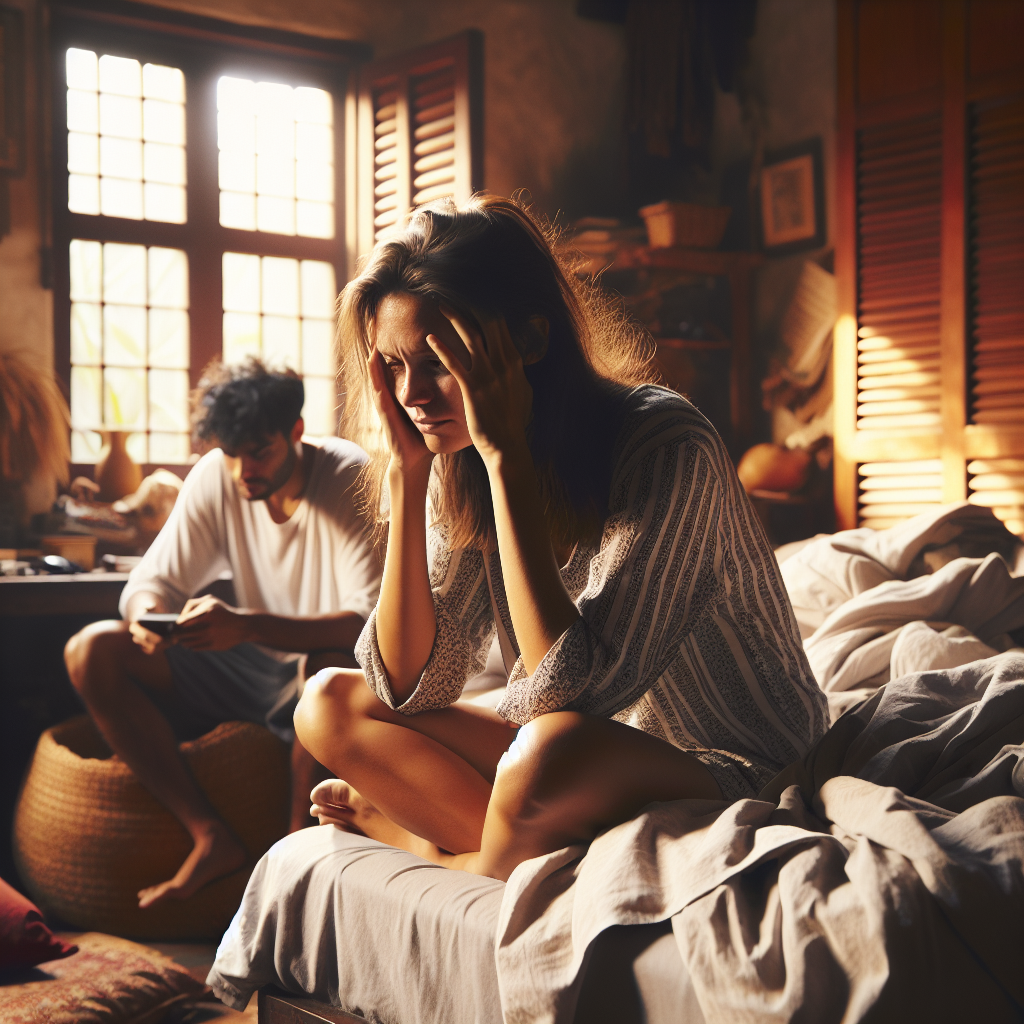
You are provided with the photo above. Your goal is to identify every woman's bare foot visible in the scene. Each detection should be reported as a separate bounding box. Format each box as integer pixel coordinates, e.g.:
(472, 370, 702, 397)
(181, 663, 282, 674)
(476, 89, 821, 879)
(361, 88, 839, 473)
(310, 779, 443, 863)
(137, 820, 247, 909)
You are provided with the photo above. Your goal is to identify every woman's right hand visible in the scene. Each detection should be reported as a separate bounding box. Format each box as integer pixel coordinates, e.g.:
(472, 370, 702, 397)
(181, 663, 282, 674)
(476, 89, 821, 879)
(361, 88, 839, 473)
(367, 346, 433, 477)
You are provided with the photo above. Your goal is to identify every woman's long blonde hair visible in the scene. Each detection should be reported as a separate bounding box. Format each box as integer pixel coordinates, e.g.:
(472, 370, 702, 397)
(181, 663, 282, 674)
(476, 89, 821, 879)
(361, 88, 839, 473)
(337, 194, 658, 551)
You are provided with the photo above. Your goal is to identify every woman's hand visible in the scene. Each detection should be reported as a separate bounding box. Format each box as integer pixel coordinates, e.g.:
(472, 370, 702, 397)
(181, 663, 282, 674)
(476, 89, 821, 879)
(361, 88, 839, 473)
(367, 346, 434, 477)
(429, 308, 533, 467)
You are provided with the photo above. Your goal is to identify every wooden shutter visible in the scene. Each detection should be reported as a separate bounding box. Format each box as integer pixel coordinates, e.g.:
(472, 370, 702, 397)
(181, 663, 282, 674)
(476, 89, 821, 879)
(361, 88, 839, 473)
(835, 0, 1024, 539)
(355, 31, 483, 260)
(965, 95, 1024, 536)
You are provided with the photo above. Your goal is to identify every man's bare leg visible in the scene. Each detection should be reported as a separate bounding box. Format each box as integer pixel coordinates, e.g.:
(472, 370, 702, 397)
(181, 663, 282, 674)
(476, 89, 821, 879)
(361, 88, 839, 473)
(288, 651, 355, 833)
(64, 620, 246, 907)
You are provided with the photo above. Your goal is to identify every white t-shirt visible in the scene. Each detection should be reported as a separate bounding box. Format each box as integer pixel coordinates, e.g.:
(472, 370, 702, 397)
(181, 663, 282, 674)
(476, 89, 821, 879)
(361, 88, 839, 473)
(119, 439, 381, 650)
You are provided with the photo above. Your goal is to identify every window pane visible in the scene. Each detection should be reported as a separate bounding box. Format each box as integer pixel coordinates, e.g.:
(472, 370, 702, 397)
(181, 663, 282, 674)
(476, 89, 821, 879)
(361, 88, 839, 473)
(222, 253, 261, 312)
(68, 132, 99, 174)
(301, 319, 334, 376)
(294, 87, 332, 125)
(220, 192, 256, 231)
(223, 312, 261, 363)
(103, 242, 146, 304)
(67, 89, 99, 134)
(143, 63, 185, 103)
(98, 54, 141, 97)
(262, 256, 299, 316)
(262, 315, 300, 370)
(66, 48, 98, 91)
(104, 305, 147, 366)
(296, 201, 333, 239)
(143, 98, 185, 145)
(256, 155, 294, 198)
(217, 76, 254, 114)
(144, 142, 186, 185)
(99, 93, 142, 139)
(149, 309, 190, 368)
(71, 366, 103, 428)
(149, 432, 190, 463)
(302, 376, 337, 436)
(300, 260, 336, 318)
(126, 432, 148, 465)
(148, 369, 190, 430)
(71, 302, 103, 365)
(296, 159, 333, 202)
(100, 176, 143, 219)
(104, 367, 147, 429)
(257, 195, 295, 235)
(68, 174, 100, 214)
(99, 135, 142, 179)
(69, 239, 102, 301)
(296, 122, 332, 164)
(219, 151, 254, 193)
(71, 428, 103, 463)
(144, 182, 186, 223)
(148, 247, 189, 308)
(217, 110, 256, 154)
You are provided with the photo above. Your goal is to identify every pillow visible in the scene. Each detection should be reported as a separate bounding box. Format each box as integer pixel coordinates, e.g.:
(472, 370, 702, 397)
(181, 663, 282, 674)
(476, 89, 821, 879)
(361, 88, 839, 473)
(0, 876, 77, 969)
(0, 931, 207, 1024)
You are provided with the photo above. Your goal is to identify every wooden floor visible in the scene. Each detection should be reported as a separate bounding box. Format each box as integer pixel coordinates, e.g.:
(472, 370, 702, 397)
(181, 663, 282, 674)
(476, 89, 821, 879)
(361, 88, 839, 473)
(146, 942, 259, 1023)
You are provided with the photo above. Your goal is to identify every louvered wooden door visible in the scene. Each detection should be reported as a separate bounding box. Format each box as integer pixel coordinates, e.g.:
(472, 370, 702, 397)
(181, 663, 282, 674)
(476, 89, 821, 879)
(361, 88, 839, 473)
(354, 32, 483, 261)
(835, 0, 1024, 538)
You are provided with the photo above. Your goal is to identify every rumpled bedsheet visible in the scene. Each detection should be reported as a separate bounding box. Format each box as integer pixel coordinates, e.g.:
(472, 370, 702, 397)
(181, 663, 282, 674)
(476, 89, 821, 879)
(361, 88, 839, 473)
(778, 503, 1024, 720)
(496, 653, 1024, 1024)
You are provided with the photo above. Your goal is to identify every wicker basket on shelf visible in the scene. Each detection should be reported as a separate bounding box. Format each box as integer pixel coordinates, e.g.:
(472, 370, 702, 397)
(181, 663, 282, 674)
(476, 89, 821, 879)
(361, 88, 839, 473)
(13, 716, 289, 940)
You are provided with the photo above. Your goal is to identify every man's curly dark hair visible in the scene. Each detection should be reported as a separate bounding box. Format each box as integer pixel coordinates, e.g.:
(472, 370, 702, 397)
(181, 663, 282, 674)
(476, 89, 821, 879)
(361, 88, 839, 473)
(191, 358, 305, 451)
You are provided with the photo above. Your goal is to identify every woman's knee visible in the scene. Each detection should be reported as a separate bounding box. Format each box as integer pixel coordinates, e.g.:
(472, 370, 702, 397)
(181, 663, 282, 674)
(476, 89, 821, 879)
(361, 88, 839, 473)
(293, 668, 372, 754)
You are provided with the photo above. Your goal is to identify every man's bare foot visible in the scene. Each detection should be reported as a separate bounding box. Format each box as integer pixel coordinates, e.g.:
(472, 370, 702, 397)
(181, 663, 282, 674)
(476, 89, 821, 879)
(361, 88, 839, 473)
(310, 779, 442, 863)
(137, 820, 247, 909)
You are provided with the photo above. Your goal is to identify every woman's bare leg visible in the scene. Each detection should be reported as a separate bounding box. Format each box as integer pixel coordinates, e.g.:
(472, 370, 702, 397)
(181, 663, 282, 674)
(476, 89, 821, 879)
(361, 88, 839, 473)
(293, 668, 516, 855)
(449, 711, 723, 881)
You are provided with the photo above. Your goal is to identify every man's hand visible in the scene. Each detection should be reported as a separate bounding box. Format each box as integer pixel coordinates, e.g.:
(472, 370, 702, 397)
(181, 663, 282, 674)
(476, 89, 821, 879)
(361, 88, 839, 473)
(128, 620, 170, 655)
(173, 595, 253, 651)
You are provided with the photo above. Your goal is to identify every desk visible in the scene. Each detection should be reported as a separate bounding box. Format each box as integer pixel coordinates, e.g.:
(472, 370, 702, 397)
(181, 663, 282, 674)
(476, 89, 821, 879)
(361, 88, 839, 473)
(0, 574, 129, 617)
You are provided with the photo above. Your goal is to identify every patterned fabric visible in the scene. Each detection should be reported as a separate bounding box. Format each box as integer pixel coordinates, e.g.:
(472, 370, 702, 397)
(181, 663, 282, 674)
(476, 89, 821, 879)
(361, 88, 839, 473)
(356, 387, 829, 800)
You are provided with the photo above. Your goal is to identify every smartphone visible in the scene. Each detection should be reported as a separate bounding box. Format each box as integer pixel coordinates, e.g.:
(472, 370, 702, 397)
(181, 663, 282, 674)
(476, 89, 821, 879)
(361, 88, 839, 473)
(137, 613, 178, 637)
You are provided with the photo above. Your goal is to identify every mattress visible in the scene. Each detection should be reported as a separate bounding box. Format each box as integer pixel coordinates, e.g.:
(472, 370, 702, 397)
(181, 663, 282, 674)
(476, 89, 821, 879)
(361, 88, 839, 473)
(208, 826, 704, 1024)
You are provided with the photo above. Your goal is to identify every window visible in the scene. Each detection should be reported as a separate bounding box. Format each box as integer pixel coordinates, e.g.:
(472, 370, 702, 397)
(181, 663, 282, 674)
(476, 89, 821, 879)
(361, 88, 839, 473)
(52, 8, 483, 472)
(52, 3, 368, 470)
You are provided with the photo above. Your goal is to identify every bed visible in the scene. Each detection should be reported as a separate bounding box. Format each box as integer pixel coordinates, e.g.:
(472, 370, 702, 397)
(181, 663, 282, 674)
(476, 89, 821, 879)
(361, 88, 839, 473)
(208, 503, 1024, 1024)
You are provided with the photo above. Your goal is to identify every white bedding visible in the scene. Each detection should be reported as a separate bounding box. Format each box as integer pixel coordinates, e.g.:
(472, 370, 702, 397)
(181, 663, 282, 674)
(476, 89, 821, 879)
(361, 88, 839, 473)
(210, 504, 1024, 1023)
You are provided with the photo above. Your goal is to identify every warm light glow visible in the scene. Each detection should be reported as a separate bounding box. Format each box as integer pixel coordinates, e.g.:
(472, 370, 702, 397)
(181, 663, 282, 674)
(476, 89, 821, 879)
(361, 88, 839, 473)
(217, 76, 334, 239)
(66, 48, 187, 224)
(221, 253, 338, 434)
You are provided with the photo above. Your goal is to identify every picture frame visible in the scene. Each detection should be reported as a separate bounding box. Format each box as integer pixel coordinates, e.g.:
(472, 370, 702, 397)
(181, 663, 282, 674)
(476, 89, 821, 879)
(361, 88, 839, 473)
(758, 138, 825, 256)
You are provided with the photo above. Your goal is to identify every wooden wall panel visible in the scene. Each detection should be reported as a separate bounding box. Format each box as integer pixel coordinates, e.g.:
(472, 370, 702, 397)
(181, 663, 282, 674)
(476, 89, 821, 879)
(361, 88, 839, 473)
(856, 0, 942, 106)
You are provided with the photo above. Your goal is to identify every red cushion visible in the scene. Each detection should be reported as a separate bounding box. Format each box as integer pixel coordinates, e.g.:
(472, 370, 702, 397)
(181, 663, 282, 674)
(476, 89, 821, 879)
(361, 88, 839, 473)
(0, 877, 78, 970)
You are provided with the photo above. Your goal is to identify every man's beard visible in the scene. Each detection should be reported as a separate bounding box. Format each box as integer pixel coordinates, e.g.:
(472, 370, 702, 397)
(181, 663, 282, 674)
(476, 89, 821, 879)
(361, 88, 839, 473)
(239, 444, 297, 502)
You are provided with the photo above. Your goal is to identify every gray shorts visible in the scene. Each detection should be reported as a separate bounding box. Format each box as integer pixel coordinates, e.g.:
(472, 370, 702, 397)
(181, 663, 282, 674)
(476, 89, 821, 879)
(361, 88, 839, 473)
(152, 643, 301, 742)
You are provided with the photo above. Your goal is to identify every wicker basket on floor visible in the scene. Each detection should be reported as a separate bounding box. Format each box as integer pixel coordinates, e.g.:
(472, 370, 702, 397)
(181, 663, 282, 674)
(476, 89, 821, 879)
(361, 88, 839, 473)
(13, 716, 290, 941)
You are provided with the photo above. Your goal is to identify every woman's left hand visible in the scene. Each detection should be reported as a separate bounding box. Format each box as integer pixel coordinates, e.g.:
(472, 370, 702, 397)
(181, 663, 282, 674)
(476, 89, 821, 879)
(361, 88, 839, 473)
(429, 307, 533, 465)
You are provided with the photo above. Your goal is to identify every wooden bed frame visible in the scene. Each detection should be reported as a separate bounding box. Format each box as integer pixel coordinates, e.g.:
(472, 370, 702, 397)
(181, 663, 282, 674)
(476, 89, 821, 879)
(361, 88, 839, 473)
(258, 987, 367, 1023)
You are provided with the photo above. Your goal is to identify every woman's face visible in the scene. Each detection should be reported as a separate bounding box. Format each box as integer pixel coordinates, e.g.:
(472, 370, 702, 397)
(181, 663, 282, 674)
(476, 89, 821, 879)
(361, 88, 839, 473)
(373, 292, 474, 455)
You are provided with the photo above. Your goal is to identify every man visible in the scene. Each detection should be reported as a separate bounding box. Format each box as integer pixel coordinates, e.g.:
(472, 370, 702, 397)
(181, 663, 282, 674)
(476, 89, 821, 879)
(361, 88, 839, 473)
(64, 360, 381, 909)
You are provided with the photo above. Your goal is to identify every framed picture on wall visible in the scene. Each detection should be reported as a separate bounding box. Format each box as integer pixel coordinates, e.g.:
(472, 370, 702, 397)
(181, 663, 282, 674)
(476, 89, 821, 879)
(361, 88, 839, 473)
(758, 138, 825, 255)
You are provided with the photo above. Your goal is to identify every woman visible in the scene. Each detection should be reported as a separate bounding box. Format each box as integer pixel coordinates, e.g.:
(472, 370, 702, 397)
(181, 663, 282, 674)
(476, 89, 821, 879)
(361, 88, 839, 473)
(294, 195, 827, 881)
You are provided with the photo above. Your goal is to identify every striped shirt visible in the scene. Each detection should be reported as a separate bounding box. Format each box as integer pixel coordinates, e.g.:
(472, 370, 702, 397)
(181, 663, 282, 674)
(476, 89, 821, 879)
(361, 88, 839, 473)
(356, 386, 828, 800)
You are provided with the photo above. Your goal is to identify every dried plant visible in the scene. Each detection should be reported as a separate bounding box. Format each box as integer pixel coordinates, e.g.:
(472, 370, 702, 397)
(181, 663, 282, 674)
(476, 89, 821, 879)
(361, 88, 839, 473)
(0, 353, 71, 486)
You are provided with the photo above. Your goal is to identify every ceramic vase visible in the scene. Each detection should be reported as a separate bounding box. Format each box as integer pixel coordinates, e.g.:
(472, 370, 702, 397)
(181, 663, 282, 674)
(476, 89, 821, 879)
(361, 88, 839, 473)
(95, 431, 142, 502)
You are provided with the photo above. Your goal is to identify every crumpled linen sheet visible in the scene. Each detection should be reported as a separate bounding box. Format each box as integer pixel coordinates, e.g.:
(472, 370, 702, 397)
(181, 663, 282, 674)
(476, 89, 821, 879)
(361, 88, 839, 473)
(778, 503, 1024, 720)
(208, 827, 505, 1023)
(496, 654, 1024, 1024)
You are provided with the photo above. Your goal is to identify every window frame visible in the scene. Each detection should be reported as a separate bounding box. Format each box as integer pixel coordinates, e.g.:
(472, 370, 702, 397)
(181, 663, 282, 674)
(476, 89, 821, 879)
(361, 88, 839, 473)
(49, 0, 369, 475)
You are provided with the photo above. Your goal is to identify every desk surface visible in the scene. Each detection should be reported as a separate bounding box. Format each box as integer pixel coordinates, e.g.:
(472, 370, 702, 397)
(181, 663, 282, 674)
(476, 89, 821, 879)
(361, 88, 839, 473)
(0, 573, 129, 617)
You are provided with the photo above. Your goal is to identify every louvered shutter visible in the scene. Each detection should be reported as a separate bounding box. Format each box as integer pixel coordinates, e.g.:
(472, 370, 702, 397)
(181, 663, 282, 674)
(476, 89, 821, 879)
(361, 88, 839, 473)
(853, 115, 947, 528)
(356, 31, 483, 259)
(966, 96, 1024, 537)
